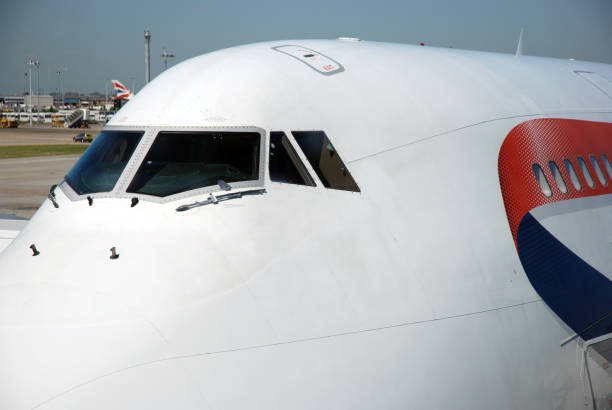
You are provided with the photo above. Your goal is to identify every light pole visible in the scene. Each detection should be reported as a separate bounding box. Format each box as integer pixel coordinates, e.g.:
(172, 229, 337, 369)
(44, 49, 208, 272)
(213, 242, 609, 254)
(23, 72, 27, 110)
(56, 66, 67, 109)
(57, 71, 61, 107)
(161, 47, 175, 71)
(28, 65, 32, 126)
(36, 59, 40, 122)
(144, 29, 151, 84)
(27, 59, 39, 127)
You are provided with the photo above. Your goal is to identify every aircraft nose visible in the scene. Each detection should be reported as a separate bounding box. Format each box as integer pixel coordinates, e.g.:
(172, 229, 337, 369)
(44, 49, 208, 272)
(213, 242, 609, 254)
(0, 282, 168, 409)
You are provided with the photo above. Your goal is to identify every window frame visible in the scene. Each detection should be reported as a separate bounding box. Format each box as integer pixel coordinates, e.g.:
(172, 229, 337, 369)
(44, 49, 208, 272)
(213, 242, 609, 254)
(60, 125, 267, 204)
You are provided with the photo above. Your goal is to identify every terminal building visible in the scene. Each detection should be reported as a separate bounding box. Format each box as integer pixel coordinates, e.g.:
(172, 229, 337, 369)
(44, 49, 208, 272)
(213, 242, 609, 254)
(0, 95, 53, 110)
(1, 94, 110, 111)
(0, 95, 26, 110)
(24, 95, 54, 109)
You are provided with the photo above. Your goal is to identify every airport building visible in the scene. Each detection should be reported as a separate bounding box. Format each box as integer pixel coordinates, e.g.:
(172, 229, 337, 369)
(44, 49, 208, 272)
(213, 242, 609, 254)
(1, 94, 112, 110)
(0, 95, 52, 110)
(24, 95, 53, 108)
(0, 95, 26, 110)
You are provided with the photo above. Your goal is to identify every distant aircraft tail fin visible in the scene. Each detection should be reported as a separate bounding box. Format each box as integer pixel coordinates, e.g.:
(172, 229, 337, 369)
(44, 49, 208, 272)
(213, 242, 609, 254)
(111, 80, 134, 101)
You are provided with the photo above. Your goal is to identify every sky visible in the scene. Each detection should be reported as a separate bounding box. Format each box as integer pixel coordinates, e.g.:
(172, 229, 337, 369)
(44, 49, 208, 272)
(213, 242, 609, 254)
(1, 0, 611, 95)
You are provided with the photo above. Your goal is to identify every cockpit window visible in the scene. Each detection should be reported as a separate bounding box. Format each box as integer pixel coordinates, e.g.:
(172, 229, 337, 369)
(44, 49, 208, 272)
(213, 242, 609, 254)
(292, 131, 360, 192)
(127, 131, 260, 197)
(269, 131, 315, 186)
(65, 130, 143, 195)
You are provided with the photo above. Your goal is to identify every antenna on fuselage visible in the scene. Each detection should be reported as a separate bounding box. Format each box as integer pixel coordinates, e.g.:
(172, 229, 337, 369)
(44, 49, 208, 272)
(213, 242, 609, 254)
(515, 27, 524, 57)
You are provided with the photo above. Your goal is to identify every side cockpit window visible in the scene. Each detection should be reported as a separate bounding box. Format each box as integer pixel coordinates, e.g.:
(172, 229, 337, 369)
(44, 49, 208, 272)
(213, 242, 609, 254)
(127, 131, 260, 197)
(65, 130, 143, 194)
(292, 131, 360, 192)
(269, 132, 315, 186)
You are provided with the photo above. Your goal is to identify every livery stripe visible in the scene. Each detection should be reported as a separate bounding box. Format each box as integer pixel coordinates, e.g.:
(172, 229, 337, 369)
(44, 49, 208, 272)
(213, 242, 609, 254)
(517, 213, 612, 340)
(498, 118, 612, 244)
(499, 118, 612, 342)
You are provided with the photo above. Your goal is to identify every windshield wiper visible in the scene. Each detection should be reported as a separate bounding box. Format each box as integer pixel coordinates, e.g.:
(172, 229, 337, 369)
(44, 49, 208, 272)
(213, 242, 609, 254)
(176, 188, 265, 212)
(217, 179, 232, 191)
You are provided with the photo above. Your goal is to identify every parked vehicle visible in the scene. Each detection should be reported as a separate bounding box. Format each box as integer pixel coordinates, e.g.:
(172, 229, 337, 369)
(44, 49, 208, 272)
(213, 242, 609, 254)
(0, 116, 18, 128)
(73, 132, 93, 143)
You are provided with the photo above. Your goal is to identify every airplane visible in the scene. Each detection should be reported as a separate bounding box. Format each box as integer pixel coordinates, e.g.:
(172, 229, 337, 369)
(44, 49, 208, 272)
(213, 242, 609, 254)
(111, 79, 134, 101)
(0, 38, 611, 409)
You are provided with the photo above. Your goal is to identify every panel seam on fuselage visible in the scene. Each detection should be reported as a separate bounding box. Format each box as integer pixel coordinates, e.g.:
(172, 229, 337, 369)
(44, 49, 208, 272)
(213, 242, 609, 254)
(347, 110, 612, 164)
(32, 298, 543, 409)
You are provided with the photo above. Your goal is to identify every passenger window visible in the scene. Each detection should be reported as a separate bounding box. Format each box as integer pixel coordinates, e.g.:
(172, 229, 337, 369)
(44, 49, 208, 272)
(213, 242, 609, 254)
(269, 132, 315, 186)
(127, 131, 260, 197)
(589, 155, 608, 186)
(292, 131, 360, 192)
(577, 156, 595, 188)
(602, 154, 612, 179)
(548, 161, 567, 194)
(532, 164, 552, 197)
(563, 159, 582, 191)
(66, 130, 144, 195)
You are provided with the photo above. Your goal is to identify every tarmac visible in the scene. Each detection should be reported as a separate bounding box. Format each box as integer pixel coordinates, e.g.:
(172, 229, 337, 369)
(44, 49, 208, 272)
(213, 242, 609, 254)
(0, 125, 102, 146)
(0, 154, 80, 218)
(0, 126, 99, 218)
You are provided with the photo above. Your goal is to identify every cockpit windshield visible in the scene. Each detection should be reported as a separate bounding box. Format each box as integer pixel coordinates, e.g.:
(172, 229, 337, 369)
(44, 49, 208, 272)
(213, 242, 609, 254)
(65, 130, 144, 195)
(126, 131, 260, 197)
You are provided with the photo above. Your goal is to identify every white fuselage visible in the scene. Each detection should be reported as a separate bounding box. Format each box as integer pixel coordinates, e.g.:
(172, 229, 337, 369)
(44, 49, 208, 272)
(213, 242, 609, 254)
(0, 40, 611, 409)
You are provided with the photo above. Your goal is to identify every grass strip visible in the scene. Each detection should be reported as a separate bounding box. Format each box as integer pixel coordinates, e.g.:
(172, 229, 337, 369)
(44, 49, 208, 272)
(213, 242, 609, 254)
(0, 144, 89, 159)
